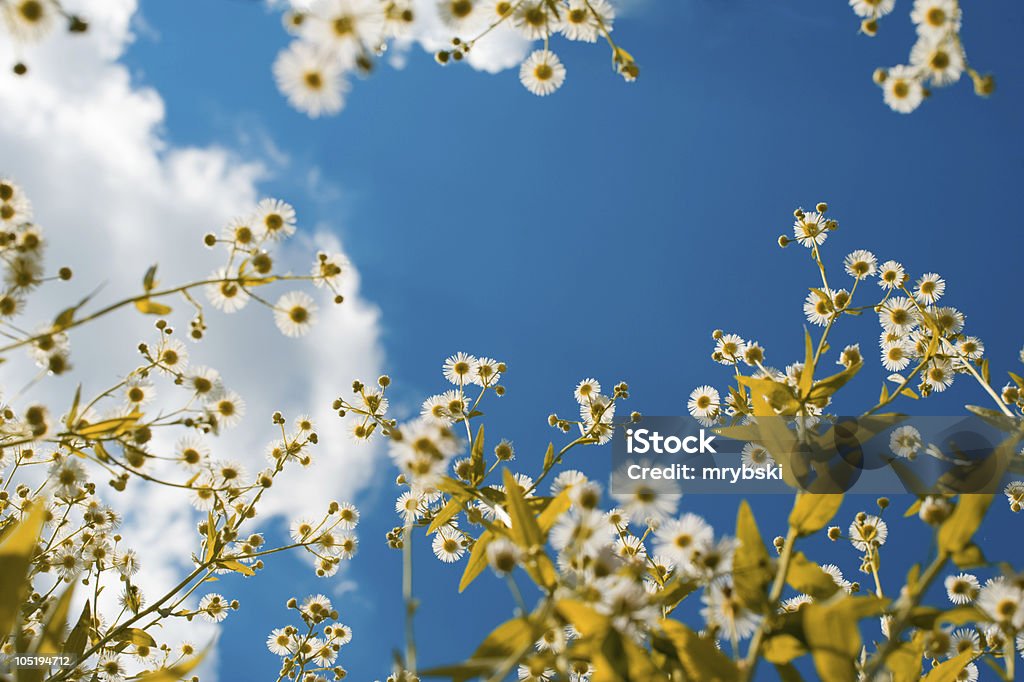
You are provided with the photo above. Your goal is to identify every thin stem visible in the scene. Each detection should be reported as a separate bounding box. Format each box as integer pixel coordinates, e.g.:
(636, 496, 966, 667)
(402, 522, 417, 674)
(740, 525, 798, 682)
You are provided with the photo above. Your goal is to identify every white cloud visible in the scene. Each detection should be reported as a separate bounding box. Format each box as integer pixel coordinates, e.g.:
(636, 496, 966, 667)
(1, 0, 385, 676)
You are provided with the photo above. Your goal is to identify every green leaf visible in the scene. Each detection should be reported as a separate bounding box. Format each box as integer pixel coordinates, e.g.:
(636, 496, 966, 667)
(217, 560, 255, 576)
(786, 552, 840, 601)
(807, 362, 862, 403)
(922, 650, 973, 682)
(134, 298, 173, 316)
(660, 619, 738, 682)
(557, 600, 610, 638)
(542, 442, 555, 471)
(427, 497, 464, 534)
(884, 630, 924, 682)
(536, 488, 572, 535)
(422, 617, 538, 681)
(503, 468, 543, 550)
(951, 542, 986, 568)
(763, 634, 807, 664)
(204, 511, 217, 563)
(655, 579, 698, 614)
(788, 493, 843, 536)
(964, 405, 1020, 433)
(938, 495, 992, 556)
(143, 264, 158, 292)
(802, 596, 885, 682)
(113, 627, 157, 647)
(62, 600, 91, 659)
(470, 424, 485, 483)
(77, 411, 143, 438)
(737, 375, 800, 417)
(459, 530, 494, 592)
(0, 503, 46, 640)
(733, 501, 771, 612)
(800, 329, 815, 398)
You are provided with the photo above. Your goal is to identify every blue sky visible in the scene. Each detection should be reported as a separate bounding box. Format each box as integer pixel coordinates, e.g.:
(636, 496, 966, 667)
(119, 1, 1024, 678)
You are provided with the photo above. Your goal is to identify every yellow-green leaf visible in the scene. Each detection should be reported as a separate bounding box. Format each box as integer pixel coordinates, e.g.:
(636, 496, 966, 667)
(134, 298, 172, 316)
(557, 600, 610, 638)
(459, 530, 494, 592)
(428, 497, 464, 534)
(763, 634, 807, 665)
(660, 619, 738, 682)
(922, 650, 973, 682)
(802, 596, 885, 682)
(77, 412, 143, 438)
(0, 503, 46, 640)
(807, 362, 862, 403)
(800, 328, 815, 398)
(62, 600, 91, 658)
(218, 560, 255, 576)
(733, 500, 771, 612)
(788, 493, 843, 536)
(885, 631, 924, 682)
(503, 468, 542, 550)
(114, 627, 157, 647)
(938, 495, 992, 556)
(470, 424, 485, 483)
(786, 552, 840, 601)
(537, 488, 572, 535)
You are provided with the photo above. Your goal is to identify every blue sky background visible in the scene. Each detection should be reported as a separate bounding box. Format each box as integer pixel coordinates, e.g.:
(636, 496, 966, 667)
(120, 1, 1024, 678)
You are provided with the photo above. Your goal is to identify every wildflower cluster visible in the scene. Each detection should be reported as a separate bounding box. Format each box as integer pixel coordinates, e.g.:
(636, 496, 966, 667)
(850, 0, 994, 113)
(0, 0, 88, 75)
(267, 593, 353, 681)
(0, 178, 361, 681)
(271, 0, 633, 115)
(343, 205, 1023, 682)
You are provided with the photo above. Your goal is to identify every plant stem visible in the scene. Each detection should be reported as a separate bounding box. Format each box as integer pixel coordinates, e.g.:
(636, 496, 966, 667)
(740, 525, 798, 682)
(402, 522, 417, 674)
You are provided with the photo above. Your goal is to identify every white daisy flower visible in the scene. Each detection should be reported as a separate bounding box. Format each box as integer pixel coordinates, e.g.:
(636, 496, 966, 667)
(844, 250, 878, 279)
(1004, 481, 1024, 512)
(198, 593, 229, 622)
(559, 0, 606, 42)
(519, 50, 567, 96)
(804, 291, 832, 327)
(933, 306, 965, 335)
(955, 336, 984, 361)
(431, 525, 466, 563)
(486, 537, 523, 575)
(882, 65, 926, 114)
(792, 211, 828, 247)
(513, 1, 564, 39)
(878, 261, 906, 289)
(437, 0, 485, 32)
(274, 42, 348, 118)
(714, 333, 745, 364)
(550, 469, 587, 495)
(741, 443, 775, 470)
(312, 251, 347, 289)
(701, 579, 762, 640)
(266, 627, 295, 656)
(687, 385, 720, 419)
(208, 390, 246, 428)
(2, 0, 59, 43)
(977, 579, 1024, 629)
(849, 0, 895, 19)
(881, 340, 912, 372)
(0, 177, 32, 225)
(838, 344, 863, 369)
(205, 267, 250, 313)
(923, 358, 955, 392)
(654, 513, 713, 569)
(910, 0, 961, 38)
(255, 198, 297, 240)
(274, 291, 318, 337)
(848, 514, 887, 551)
(878, 297, 919, 334)
(944, 573, 980, 605)
(780, 594, 813, 613)
(821, 563, 853, 592)
(948, 628, 981, 657)
(302, 0, 387, 67)
(443, 352, 479, 385)
(889, 425, 922, 459)
(574, 378, 601, 404)
(910, 36, 964, 87)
